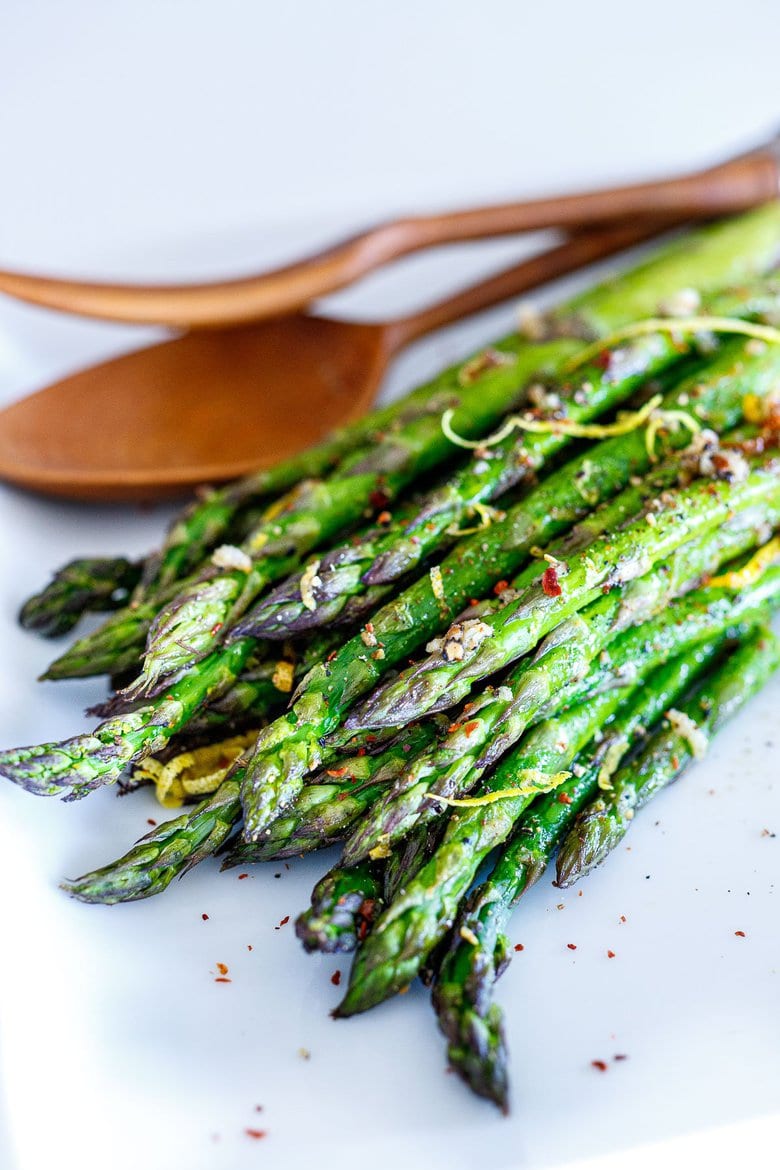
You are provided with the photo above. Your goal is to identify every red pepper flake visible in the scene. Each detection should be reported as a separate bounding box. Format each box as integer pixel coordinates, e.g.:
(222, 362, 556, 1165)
(514, 943, 524, 952)
(542, 565, 562, 597)
(369, 488, 391, 511)
(326, 767, 348, 778)
(356, 747, 367, 757)
(613, 1054, 628, 1062)
(210, 622, 223, 636)
(671, 754, 680, 770)
(557, 792, 572, 805)
(245, 1129, 267, 1140)
(237, 873, 249, 880)
(463, 720, 480, 737)
(247, 945, 253, 952)
(326, 650, 338, 662)
(734, 930, 746, 938)
(493, 580, 509, 595)
(469, 598, 480, 607)
(330, 969, 342, 986)
(448, 722, 462, 735)
(147, 818, 157, 826)
(593, 350, 611, 370)
(216, 962, 229, 975)
(567, 943, 577, 951)
(357, 898, 377, 941)
(201, 913, 209, 921)
(619, 915, 627, 923)
(591, 1059, 608, 1072)
(276, 915, 290, 930)
(607, 950, 616, 958)
(215, 977, 232, 984)
(377, 511, 392, 525)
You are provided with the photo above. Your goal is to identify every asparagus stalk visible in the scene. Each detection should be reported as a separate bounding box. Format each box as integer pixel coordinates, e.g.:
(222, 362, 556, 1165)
(336, 685, 638, 1015)
(44, 497, 276, 678)
(0, 639, 256, 800)
(342, 526, 780, 866)
(63, 777, 242, 903)
(226, 311, 780, 640)
(19, 557, 143, 639)
(433, 637, 723, 1110)
(240, 446, 780, 839)
(296, 862, 384, 954)
(556, 626, 780, 885)
(350, 452, 779, 729)
(296, 820, 446, 954)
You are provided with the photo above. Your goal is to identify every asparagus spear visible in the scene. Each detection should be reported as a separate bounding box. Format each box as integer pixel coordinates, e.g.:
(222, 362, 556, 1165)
(296, 861, 384, 954)
(19, 557, 143, 639)
(44, 497, 276, 678)
(336, 685, 638, 1015)
(231, 313, 780, 640)
(342, 525, 780, 865)
(63, 777, 243, 903)
(350, 452, 779, 729)
(556, 626, 780, 886)
(42, 579, 184, 680)
(240, 446, 780, 839)
(433, 637, 723, 1110)
(0, 638, 257, 800)
(296, 820, 446, 954)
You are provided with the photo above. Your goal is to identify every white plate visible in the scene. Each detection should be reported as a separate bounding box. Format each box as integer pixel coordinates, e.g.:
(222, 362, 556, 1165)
(1, 229, 779, 1170)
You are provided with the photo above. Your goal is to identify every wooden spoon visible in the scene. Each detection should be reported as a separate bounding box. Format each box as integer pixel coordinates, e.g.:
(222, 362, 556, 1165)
(0, 138, 776, 328)
(0, 221, 666, 503)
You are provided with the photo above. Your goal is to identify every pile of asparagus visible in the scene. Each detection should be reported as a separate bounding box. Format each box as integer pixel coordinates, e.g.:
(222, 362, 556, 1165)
(7, 206, 780, 1111)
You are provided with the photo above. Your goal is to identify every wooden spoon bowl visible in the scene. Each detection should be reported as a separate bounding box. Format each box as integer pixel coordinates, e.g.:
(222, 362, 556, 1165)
(0, 317, 391, 501)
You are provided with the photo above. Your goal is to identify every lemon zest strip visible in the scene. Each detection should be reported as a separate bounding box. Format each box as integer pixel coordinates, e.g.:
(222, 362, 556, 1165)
(562, 317, 780, 374)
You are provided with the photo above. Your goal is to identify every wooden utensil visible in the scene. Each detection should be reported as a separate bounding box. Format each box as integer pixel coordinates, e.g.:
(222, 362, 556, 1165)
(0, 220, 664, 502)
(0, 136, 776, 328)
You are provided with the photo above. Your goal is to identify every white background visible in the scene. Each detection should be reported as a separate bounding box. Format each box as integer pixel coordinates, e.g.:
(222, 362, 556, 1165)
(1, 3, 780, 1169)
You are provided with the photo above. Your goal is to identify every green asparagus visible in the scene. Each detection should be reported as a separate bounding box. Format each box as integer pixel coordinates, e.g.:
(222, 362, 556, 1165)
(351, 450, 779, 728)
(433, 637, 723, 1110)
(556, 626, 780, 885)
(336, 685, 637, 1014)
(19, 557, 143, 639)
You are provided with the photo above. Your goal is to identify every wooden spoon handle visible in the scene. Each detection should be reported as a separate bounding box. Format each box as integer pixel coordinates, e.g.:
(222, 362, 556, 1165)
(384, 218, 675, 351)
(0, 141, 777, 329)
